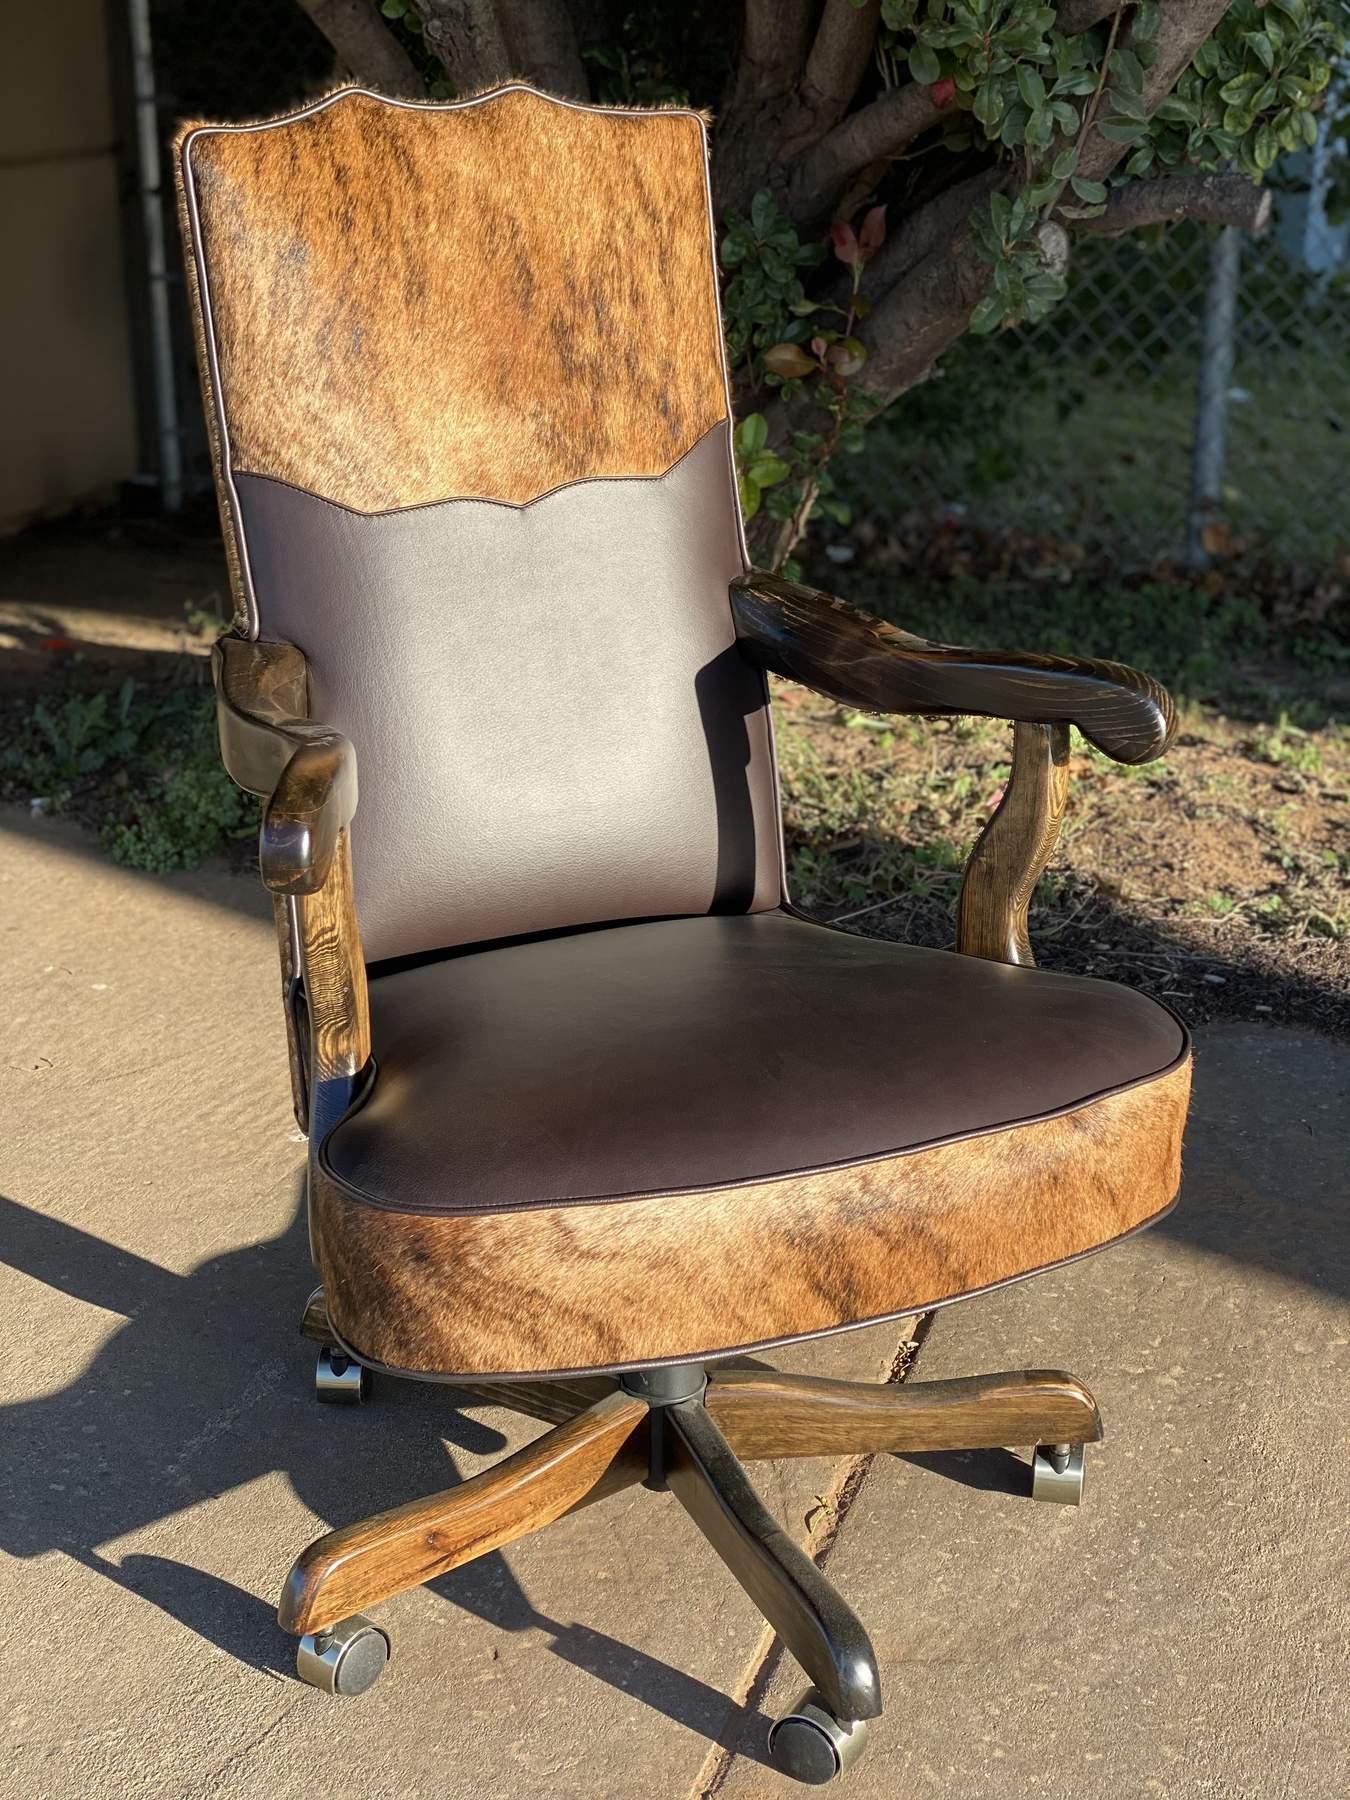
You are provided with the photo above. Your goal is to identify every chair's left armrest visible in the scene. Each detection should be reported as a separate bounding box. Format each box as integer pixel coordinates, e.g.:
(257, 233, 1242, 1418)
(731, 570, 1177, 967)
(730, 570, 1175, 764)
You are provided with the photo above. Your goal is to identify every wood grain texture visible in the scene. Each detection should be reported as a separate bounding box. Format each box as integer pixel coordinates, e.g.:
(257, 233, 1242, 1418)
(731, 570, 1176, 765)
(665, 1400, 881, 1721)
(957, 721, 1072, 966)
(296, 831, 370, 1132)
(212, 634, 369, 1132)
(705, 1367, 1101, 1459)
(311, 1056, 1190, 1379)
(177, 87, 728, 514)
(278, 1390, 649, 1634)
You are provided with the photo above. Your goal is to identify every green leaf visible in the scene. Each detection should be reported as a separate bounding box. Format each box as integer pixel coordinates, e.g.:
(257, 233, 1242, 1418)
(381, 0, 408, 14)
(1051, 147, 1079, 179)
(734, 414, 768, 460)
(1097, 117, 1149, 143)
(1070, 175, 1107, 203)
(1015, 64, 1046, 109)
(1110, 48, 1144, 95)
(1153, 95, 1197, 125)
(749, 190, 777, 236)
(1133, 2, 1160, 43)
(737, 475, 762, 522)
(969, 294, 1003, 334)
(1245, 31, 1275, 73)
(909, 41, 942, 85)
(973, 79, 1004, 129)
(748, 454, 791, 488)
(1107, 85, 1149, 121)
(1220, 72, 1264, 104)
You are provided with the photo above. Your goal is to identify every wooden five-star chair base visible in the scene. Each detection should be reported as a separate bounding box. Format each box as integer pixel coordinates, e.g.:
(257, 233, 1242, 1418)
(287, 1290, 1099, 1785)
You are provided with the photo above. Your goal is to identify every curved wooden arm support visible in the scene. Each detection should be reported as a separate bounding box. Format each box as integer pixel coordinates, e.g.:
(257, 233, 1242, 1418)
(956, 720, 1072, 966)
(212, 636, 369, 1129)
(213, 636, 358, 895)
(730, 570, 1175, 765)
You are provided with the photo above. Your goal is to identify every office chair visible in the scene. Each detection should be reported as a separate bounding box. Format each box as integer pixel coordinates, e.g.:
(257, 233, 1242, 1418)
(176, 85, 1189, 1785)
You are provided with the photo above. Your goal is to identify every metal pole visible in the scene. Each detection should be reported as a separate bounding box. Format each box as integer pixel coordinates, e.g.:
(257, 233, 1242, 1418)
(128, 0, 184, 512)
(1185, 225, 1241, 566)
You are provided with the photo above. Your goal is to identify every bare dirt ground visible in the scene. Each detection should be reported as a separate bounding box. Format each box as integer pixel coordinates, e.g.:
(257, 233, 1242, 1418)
(777, 680, 1350, 1034)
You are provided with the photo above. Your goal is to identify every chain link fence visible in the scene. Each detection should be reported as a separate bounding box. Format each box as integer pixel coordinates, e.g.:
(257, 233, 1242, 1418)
(860, 164, 1349, 571)
(140, 1, 1348, 575)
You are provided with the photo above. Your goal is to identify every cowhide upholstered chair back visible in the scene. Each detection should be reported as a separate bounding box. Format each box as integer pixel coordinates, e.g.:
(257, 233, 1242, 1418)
(176, 86, 783, 964)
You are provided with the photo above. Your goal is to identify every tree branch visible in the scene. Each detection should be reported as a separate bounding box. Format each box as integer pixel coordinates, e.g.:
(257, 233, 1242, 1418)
(796, 0, 881, 133)
(790, 81, 945, 223)
(1077, 0, 1235, 182)
(293, 0, 424, 97)
(1073, 171, 1273, 234)
(1055, 0, 1121, 33)
(737, 0, 816, 101)
(410, 0, 512, 92)
(498, 0, 587, 98)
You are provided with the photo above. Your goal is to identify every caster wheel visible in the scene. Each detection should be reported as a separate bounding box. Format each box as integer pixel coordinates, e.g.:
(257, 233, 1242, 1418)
(315, 1345, 368, 1404)
(1032, 1440, 1085, 1505)
(295, 1614, 390, 1696)
(767, 1686, 870, 1785)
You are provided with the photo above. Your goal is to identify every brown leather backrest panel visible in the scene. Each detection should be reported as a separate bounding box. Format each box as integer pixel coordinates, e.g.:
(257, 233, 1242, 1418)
(178, 88, 727, 520)
(233, 424, 783, 963)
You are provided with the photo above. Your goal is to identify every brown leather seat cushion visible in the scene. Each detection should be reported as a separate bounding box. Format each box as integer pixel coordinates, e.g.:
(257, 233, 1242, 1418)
(323, 910, 1186, 1215)
(313, 911, 1191, 1378)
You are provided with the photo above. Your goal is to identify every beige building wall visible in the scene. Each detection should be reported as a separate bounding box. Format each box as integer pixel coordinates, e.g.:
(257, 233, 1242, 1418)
(0, 2, 138, 534)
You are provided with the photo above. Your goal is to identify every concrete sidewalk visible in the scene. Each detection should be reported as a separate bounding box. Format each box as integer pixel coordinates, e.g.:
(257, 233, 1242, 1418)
(2, 814, 1346, 1800)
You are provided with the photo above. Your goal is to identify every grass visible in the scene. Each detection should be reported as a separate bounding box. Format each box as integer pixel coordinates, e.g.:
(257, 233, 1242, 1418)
(0, 668, 257, 873)
(865, 355, 1350, 569)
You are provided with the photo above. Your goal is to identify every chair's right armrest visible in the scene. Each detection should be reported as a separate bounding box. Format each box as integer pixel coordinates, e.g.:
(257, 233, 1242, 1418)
(213, 636, 369, 1135)
(213, 636, 358, 895)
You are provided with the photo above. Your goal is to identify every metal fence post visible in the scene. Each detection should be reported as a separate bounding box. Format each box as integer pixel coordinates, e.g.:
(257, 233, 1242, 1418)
(128, 0, 184, 513)
(1185, 225, 1242, 566)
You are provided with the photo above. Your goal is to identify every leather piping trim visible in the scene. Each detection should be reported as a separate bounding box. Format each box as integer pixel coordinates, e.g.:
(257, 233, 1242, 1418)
(316, 1187, 1181, 1386)
(232, 422, 731, 520)
(178, 84, 749, 638)
(316, 1029, 1192, 1217)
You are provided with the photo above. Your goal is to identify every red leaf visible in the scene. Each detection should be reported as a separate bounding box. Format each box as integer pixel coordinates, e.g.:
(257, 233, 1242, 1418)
(38, 635, 77, 653)
(858, 204, 887, 263)
(931, 77, 957, 110)
(830, 219, 860, 267)
(809, 335, 829, 359)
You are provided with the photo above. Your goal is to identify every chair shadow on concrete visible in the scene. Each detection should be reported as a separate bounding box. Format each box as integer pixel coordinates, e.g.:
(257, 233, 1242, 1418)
(0, 1185, 772, 1762)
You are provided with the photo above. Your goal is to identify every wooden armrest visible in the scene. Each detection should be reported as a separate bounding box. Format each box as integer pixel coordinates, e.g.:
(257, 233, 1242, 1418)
(212, 636, 369, 1132)
(730, 570, 1175, 765)
(213, 636, 358, 894)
